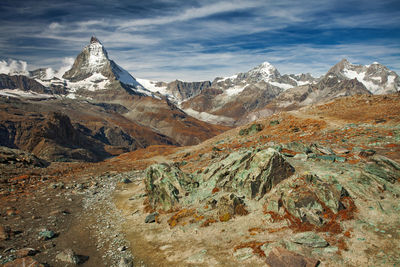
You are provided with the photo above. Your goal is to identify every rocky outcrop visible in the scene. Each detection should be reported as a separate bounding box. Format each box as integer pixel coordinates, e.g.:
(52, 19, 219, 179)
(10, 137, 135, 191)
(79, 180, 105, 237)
(201, 148, 295, 199)
(0, 146, 48, 167)
(145, 164, 199, 210)
(265, 174, 353, 227)
(0, 74, 51, 94)
(165, 80, 211, 102)
(145, 148, 295, 211)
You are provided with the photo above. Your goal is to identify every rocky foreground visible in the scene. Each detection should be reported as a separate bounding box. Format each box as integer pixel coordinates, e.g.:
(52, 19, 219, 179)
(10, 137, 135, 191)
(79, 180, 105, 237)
(1, 94, 400, 266)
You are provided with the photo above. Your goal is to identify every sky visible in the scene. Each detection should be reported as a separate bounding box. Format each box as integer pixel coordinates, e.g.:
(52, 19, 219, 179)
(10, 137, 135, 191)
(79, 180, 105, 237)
(0, 0, 399, 81)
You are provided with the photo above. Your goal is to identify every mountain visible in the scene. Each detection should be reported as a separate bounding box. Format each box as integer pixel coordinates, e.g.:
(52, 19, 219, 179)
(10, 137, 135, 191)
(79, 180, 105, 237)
(180, 62, 318, 125)
(0, 37, 229, 162)
(60, 36, 151, 99)
(135, 79, 212, 104)
(180, 59, 399, 126)
(326, 59, 399, 94)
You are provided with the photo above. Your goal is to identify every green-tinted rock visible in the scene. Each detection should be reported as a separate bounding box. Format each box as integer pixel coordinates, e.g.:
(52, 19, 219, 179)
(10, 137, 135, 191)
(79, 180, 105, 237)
(365, 155, 400, 183)
(239, 123, 264, 136)
(145, 163, 198, 210)
(265, 174, 351, 226)
(201, 148, 295, 199)
(291, 232, 329, 248)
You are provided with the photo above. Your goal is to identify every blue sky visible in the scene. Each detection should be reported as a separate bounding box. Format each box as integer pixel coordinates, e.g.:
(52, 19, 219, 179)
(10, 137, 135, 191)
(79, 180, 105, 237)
(0, 0, 399, 81)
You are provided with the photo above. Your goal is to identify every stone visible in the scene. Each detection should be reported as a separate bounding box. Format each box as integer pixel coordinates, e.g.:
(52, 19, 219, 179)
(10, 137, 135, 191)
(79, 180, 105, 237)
(316, 146, 333, 155)
(364, 155, 400, 183)
(56, 249, 80, 264)
(39, 229, 55, 240)
(0, 225, 11, 240)
(239, 123, 264, 136)
(265, 174, 352, 226)
(145, 164, 198, 210)
(332, 147, 350, 154)
(3, 257, 45, 267)
(291, 232, 329, 248)
(118, 245, 127, 251)
(216, 193, 247, 217)
(201, 148, 295, 200)
(293, 153, 308, 161)
(119, 257, 133, 267)
(145, 212, 159, 223)
(265, 247, 319, 267)
(122, 178, 132, 184)
(234, 247, 254, 261)
(16, 248, 37, 258)
(358, 149, 376, 157)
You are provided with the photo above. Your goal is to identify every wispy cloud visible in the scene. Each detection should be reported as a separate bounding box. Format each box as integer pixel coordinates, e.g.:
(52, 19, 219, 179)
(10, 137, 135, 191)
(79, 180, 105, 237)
(0, 0, 398, 81)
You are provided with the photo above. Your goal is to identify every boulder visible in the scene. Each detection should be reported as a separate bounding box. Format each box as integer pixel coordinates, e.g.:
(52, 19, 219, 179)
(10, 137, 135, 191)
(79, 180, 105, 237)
(119, 257, 134, 267)
(265, 247, 319, 267)
(291, 232, 329, 248)
(55, 249, 80, 264)
(201, 148, 295, 199)
(145, 164, 198, 210)
(145, 212, 159, 223)
(265, 174, 351, 226)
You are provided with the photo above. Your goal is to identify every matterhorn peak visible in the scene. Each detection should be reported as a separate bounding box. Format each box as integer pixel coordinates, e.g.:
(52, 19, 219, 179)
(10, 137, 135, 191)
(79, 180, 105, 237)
(62, 36, 140, 89)
(90, 36, 100, 44)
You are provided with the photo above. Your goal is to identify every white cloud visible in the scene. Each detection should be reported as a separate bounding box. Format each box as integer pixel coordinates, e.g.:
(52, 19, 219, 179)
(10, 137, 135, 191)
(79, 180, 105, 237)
(117, 1, 259, 29)
(0, 59, 29, 75)
(54, 57, 74, 78)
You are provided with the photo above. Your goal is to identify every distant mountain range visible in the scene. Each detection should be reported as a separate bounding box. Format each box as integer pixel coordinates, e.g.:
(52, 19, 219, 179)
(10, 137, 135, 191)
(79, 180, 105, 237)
(0, 36, 399, 162)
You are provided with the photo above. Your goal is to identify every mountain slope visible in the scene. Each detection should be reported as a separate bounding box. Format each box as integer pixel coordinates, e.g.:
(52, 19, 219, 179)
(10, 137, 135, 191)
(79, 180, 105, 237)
(327, 59, 399, 94)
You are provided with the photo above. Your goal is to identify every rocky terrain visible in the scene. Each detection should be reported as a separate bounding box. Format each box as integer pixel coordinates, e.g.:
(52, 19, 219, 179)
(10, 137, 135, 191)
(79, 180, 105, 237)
(1, 93, 399, 266)
(0, 36, 400, 267)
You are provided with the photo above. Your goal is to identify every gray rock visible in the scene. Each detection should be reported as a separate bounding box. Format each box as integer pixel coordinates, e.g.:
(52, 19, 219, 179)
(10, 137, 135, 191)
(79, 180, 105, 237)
(39, 229, 55, 240)
(291, 232, 329, 248)
(55, 249, 79, 264)
(122, 178, 132, 184)
(119, 257, 133, 267)
(145, 212, 159, 223)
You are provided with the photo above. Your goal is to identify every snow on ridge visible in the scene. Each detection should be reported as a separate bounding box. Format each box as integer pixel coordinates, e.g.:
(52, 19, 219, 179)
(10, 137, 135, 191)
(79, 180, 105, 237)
(225, 84, 249, 96)
(269, 81, 294, 90)
(183, 108, 234, 125)
(0, 89, 55, 99)
(67, 72, 110, 92)
(87, 41, 108, 70)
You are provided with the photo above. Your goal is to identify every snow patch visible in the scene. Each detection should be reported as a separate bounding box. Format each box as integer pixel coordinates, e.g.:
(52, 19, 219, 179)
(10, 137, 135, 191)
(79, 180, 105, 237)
(269, 81, 294, 90)
(225, 84, 249, 96)
(0, 89, 55, 99)
(68, 72, 110, 91)
(184, 108, 234, 125)
(216, 74, 238, 82)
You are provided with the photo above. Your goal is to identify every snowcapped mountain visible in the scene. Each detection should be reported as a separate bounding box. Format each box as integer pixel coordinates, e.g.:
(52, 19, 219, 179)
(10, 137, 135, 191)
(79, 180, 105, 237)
(327, 59, 399, 94)
(179, 62, 318, 125)
(61, 36, 150, 97)
(212, 61, 318, 93)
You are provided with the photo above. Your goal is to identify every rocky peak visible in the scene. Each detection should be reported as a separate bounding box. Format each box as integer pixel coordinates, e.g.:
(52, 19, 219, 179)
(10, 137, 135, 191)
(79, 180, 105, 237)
(90, 36, 100, 44)
(325, 59, 400, 94)
(245, 61, 281, 82)
(62, 37, 140, 91)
